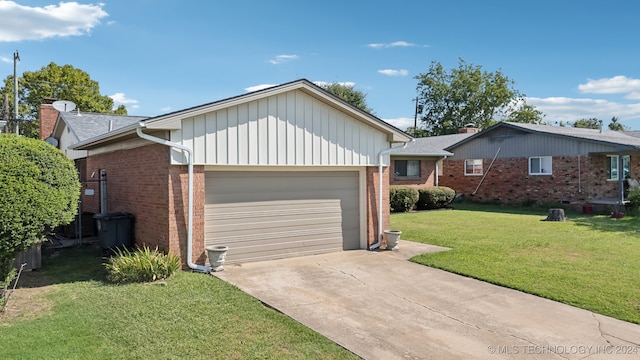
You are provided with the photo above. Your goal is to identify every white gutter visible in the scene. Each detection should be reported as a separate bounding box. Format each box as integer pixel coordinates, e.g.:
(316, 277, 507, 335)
(135, 125, 212, 273)
(370, 140, 412, 251)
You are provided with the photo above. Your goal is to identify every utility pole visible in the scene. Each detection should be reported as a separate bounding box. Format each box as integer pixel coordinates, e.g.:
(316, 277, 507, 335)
(2, 93, 9, 133)
(13, 50, 19, 135)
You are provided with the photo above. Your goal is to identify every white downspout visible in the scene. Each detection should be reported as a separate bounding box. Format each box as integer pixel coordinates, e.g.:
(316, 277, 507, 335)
(370, 140, 411, 251)
(136, 125, 212, 273)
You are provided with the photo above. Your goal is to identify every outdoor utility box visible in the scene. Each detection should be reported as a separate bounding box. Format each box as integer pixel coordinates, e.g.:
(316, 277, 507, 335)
(93, 212, 135, 253)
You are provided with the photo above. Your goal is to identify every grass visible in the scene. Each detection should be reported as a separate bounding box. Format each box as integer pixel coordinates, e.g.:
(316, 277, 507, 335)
(392, 202, 640, 324)
(0, 246, 358, 360)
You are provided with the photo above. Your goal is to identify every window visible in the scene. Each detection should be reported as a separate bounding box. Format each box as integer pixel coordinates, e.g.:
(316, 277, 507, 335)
(607, 155, 630, 181)
(529, 156, 552, 175)
(464, 159, 483, 176)
(394, 160, 420, 178)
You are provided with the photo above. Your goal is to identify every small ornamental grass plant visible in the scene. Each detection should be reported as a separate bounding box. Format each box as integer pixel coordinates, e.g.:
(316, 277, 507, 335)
(105, 246, 181, 284)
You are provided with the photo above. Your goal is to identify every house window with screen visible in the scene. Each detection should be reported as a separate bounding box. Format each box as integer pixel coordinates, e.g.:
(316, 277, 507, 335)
(394, 160, 420, 178)
(464, 159, 483, 176)
(607, 155, 630, 181)
(529, 156, 552, 175)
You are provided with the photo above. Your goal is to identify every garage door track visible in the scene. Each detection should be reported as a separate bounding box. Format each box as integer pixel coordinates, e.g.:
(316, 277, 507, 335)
(213, 241, 640, 359)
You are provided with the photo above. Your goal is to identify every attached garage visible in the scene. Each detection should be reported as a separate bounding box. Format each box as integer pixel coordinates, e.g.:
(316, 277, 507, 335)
(204, 170, 361, 263)
(71, 79, 411, 269)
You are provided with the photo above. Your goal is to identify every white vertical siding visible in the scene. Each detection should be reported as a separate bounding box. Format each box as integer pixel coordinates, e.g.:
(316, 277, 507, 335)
(172, 89, 389, 166)
(59, 125, 87, 160)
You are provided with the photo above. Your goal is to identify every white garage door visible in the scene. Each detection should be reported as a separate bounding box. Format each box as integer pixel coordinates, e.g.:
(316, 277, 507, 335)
(204, 171, 360, 264)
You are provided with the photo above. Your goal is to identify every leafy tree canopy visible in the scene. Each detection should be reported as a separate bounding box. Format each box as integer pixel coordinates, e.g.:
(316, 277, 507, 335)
(0, 134, 80, 280)
(1, 62, 127, 138)
(415, 59, 524, 136)
(505, 103, 545, 124)
(319, 82, 373, 113)
(608, 116, 628, 131)
(572, 118, 602, 129)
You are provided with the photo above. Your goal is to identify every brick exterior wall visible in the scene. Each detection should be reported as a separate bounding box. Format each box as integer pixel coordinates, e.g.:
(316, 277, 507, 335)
(440, 155, 595, 206)
(83, 144, 206, 268)
(82, 145, 391, 263)
(38, 104, 58, 140)
(366, 166, 390, 248)
(389, 159, 438, 188)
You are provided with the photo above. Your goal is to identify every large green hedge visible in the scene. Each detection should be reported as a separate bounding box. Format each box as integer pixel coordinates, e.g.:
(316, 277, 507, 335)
(416, 186, 456, 210)
(0, 135, 80, 279)
(390, 186, 419, 213)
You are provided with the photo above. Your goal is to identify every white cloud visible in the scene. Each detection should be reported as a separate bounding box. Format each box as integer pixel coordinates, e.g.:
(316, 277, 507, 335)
(110, 93, 139, 109)
(269, 54, 299, 65)
(578, 76, 640, 94)
(160, 106, 172, 112)
(527, 96, 640, 126)
(245, 84, 278, 92)
(367, 41, 419, 49)
(578, 75, 640, 101)
(382, 117, 414, 130)
(377, 69, 409, 76)
(0, 56, 11, 63)
(0, 1, 108, 42)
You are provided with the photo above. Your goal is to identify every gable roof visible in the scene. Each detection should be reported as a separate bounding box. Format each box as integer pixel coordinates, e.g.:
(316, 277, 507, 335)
(390, 133, 472, 157)
(54, 111, 149, 142)
(446, 122, 640, 151)
(73, 79, 411, 150)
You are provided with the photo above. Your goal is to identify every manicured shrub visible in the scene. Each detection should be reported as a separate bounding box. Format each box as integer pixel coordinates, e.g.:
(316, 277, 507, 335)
(627, 187, 640, 215)
(417, 186, 456, 210)
(0, 135, 80, 282)
(389, 186, 419, 212)
(105, 246, 181, 284)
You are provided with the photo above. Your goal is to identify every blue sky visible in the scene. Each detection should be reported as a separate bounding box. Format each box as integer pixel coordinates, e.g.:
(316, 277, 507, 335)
(1, 0, 640, 130)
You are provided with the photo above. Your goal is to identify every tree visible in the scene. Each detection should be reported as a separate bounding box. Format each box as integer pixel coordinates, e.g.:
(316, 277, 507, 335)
(0, 62, 127, 138)
(0, 135, 80, 282)
(573, 118, 602, 129)
(506, 103, 545, 124)
(319, 82, 373, 113)
(415, 59, 522, 136)
(608, 116, 628, 131)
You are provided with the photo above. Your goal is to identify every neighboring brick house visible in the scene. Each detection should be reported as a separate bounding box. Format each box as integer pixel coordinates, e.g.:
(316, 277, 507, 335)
(436, 122, 640, 210)
(41, 79, 411, 269)
(389, 132, 471, 188)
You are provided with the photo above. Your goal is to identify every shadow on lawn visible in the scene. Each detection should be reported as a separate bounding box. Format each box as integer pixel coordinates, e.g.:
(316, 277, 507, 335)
(16, 244, 108, 289)
(571, 214, 639, 234)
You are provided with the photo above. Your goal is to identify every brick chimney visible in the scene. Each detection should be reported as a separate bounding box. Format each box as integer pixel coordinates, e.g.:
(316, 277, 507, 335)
(458, 125, 481, 134)
(38, 98, 59, 140)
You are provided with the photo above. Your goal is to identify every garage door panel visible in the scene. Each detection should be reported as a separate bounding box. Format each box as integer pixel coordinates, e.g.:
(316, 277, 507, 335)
(208, 242, 344, 264)
(206, 216, 344, 237)
(205, 171, 360, 264)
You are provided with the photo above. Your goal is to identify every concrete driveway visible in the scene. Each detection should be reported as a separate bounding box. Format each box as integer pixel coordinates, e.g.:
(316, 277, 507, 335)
(213, 241, 640, 359)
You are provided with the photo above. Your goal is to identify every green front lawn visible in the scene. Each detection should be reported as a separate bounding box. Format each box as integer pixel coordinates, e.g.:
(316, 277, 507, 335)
(392, 203, 640, 324)
(0, 246, 357, 360)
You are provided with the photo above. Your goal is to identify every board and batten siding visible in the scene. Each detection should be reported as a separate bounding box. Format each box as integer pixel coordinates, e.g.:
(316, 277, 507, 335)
(170, 89, 388, 166)
(449, 130, 620, 160)
(59, 125, 87, 160)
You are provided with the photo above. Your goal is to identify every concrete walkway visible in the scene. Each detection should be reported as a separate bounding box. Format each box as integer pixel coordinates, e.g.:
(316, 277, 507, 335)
(213, 241, 640, 359)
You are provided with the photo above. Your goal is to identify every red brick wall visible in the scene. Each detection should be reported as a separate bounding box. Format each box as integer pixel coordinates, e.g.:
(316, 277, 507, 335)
(366, 166, 390, 248)
(38, 104, 58, 140)
(440, 155, 593, 205)
(83, 144, 206, 267)
(168, 165, 206, 266)
(389, 159, 438, 188)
